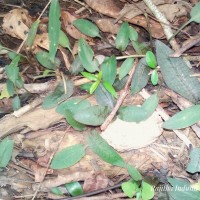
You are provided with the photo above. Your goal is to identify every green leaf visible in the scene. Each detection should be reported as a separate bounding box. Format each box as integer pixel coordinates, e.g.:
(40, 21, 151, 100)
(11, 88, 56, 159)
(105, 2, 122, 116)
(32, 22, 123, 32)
(51, 187, 64, 195)
(190, 2, 200, 23)
(5, 55, 20, 84)
(36, 50, 60, 69)
(0, 138, 14, 168)
(78, 38, 99, 72)
(90, 80, 100, 94)
(131, 40, 149, 55)
(121, 181, 139, 198)
(59, 30, 72, 52)
(48, 0, 61, 63)
(119, 58, 134, 80)
(26, 19, 40, 48)
(88, 131, 126, 167)
(81, 72, 98, 81)
(156, 40, 200, 103)
(65, 182, 84, 197)
(150, 70, 158, 85)
(79, 82, 92, 91)
(12, 96, 21, 111)
(50, 144, 85, 169)
(141, 181, 154, 200)
(145, 51, 157, 69)
(126, 164, 142, 181)
(42, 80, 74, 109)
(101, 55, 117, 85)
(74, 105, 110, 126)
(6, 79, 15, 97)
(131, 58, 150, 94)
(186, 148, 200, 173)
(94, 83, 115, 109)
(70, 55, 84, 75)
(129, 26, 138, 41)
(102, 81, 117, 98)
(162, 105, 200, 130)
(0, 85, 10, 100)
(113, 76, 128, 91)
(116, 22, 129, 51)
(73, 19, 101, 38)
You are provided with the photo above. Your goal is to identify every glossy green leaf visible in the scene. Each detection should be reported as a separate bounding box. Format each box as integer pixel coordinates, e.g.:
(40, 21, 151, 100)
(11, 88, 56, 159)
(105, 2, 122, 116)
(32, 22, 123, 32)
(145, 51, 157, 69)
(129, 26, 138, 41)
(127, 164, 142, 181)
(119, 58, 134, 80)
(0, 138, 14, 168)
(81, 72, 98, 81)
(94, 84, 115, 108)
(90, 80, 100, 94)
(163, 105, 200, 130)
(26, 19, 40, 48)
(186, 148, 200, 173)
(51, 187, 63, 195)
(156, 40, 200, 103)
(131, 58, 150, 94)
(101, 55, 117, 85)
(141, 181, 154, 200)
(88, 131, 126, 167)
(59, 30, 71, 52)
(151, 70, 158, 85)
(190, 2, 200, 23)
(48, 0, 61, 63)
(65, 182, 84, 197)
(36, 50, 60, 69)
(73, 19, 101, 38)
(116, 22, 129, 51)
(121, 181, 138, 198)
(12, 96, 21, 111)
(74, 105, 110, 126)
(42, 80, 74, 109)
(102, 81, 117, 98)
(6, 80, 15, 97)
(5, 55, 20, 84)
(51, 144, 85, 169)
(78, 38, 99, 72)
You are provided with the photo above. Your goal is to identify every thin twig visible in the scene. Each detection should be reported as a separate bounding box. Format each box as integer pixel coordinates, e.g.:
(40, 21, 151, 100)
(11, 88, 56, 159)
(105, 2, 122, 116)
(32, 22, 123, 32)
(100, 59, 138, 131)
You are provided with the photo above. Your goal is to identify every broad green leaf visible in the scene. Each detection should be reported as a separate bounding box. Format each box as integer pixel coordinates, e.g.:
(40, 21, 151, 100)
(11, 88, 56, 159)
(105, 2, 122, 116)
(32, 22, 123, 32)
(186, 148, 200, 173)
(131, 58, 150, 94)
(156, 40, 200, 103)
(131, 40, 149, 54)
(94, 83, 115, 109)
(119, 58, 134, 80)
(168, 178, 200, 200)
(113, 76, 128, 91)
(101, 55, 117, 85)
(102, 81, 117, 98)
(48, 0, 61, 63)
(191, 183, 200, 191)
(59, 30, 72, 53)
(81, 72, 98, 81)
(12, 96, 21, 111)
(65, 182, 84, 197)
(78, 38, 99, 72)
(50, 144, 85, 169)
(116, 22, 129, 51)
(79, 82, 92, 91)
(121, 181, 138, 198)
(42, 80, 74, 109)
(90, 80, 100, 94)
(126, 164, 142, 181)
(88, 131, 126, 167)
(70, 55, 84, 75)
(129, 26, 138, 41)
(0, 138, 14, 168)
(190, 2, 200, 23)
(36, 50, 60, 69)
(145, 51, 157, 69)
(73, 19, 101, 38)
(118, 105, 147, 122)
(5, 55, 20, 84)
(151, 70, 158, 85)
(74, 105, 110, 126)
(163, 105, 200, 129)
(141, 181, 154, 200)
(6, 79, 15, 97)
(15, 75, 24, 88)
(51, 187, 63, 195)
(26, 19, 40, 48)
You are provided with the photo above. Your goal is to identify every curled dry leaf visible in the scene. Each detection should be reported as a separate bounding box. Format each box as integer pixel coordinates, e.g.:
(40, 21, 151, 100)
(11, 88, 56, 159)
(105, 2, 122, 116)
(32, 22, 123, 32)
(2, 8, 32, 40)
(101, 112, 163, 152)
